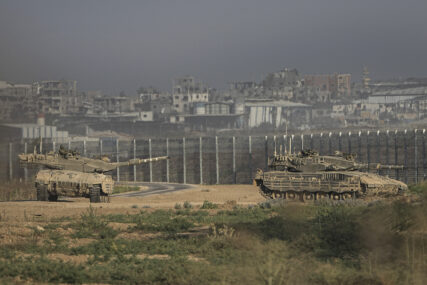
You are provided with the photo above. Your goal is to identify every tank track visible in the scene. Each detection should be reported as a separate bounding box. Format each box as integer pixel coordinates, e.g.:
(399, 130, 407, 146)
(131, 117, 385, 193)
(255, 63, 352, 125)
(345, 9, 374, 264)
(258, 184, 358, 202)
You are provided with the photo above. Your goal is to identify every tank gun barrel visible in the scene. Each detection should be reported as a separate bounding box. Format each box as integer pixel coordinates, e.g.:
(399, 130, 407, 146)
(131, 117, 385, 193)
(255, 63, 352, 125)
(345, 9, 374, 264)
(113, 156, 169, 167)
(358, 163, 404, 170)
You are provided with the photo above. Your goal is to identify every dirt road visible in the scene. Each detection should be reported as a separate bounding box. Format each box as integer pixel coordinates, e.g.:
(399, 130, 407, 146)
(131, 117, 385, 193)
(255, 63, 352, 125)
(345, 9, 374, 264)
(113, 182, 194, 197)
(0, 184, 265, 222)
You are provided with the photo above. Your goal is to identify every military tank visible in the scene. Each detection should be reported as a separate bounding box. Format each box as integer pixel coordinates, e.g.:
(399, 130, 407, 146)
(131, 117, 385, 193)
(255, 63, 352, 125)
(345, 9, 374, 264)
(19, 145, 168, 203)
(254, 150, 407, 201)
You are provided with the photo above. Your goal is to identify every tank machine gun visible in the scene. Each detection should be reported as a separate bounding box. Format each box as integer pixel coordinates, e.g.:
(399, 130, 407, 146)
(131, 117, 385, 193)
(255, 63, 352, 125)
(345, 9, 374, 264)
(254, 149, 407, 201)
(19, 145, 169, 203)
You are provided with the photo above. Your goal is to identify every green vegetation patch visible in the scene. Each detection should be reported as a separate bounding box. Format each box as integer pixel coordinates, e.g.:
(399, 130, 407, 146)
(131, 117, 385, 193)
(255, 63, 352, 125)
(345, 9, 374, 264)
(70, 207, 118, 239)
(3, 190, 427, 284)
(113, 185, 140, 194)
(200, 200, 218, 209)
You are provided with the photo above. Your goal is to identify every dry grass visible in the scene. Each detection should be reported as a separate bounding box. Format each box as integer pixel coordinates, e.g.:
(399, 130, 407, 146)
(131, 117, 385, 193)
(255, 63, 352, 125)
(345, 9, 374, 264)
(0, 180, 35, 202)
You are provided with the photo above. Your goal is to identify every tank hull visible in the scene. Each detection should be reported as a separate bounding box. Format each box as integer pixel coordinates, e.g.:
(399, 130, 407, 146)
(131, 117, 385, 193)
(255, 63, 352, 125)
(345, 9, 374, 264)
(35, 170, 114, 202)
(254, 170, 407, 201)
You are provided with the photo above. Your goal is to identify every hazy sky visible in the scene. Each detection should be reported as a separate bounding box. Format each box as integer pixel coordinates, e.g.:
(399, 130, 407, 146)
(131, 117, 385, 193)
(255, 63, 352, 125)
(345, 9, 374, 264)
(1, 0, 426, 94)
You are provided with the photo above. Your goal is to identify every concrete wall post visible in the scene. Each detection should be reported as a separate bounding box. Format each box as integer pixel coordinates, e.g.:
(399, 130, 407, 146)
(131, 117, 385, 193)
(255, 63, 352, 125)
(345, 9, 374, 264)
(149, 138, 153, 183)
(264, 136, 268, 169)
(249, 136, 252, 182)
(166, 138, 170, 183)
(301, 134, 304, 151)
(395, 130, 399, 180)
(415, 129, 418, 183)
(233, 136, 236, 184)
(199, 137, 203, 185)
(386, 130, 390, 176)
(116, 139, 120, 182)
(367, 131, 371, 170)
(183, 137, 186, 184)
(8, 142, 12, 181)
(133, 139, 137, 182)
(24, 142, 28, 182)
(376, 130, 380, 163)
(273, 135, 277, 154)
(215, 136, 219, 184)
(423, 129, 426, 180)
(404, 129, 408, 183)
(319, 133, 323, 154)
(310, 134, 314, 150)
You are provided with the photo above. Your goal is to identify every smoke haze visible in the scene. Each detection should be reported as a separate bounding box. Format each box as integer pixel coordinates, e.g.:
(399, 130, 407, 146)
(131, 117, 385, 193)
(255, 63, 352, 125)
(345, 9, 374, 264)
(1, 0, 426, 93)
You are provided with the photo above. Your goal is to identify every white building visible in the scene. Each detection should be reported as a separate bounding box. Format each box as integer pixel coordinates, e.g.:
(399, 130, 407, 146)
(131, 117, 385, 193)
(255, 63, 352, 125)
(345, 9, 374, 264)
(172, 76, 209, 113)
(245, 100, 311, 128)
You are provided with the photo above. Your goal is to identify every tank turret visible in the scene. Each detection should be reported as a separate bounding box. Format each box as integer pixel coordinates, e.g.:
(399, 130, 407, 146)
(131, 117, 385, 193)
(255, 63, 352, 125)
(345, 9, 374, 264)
(268, 150, 403, 172)
(18, 147, 168, 174)
(254, 149, 407, 201)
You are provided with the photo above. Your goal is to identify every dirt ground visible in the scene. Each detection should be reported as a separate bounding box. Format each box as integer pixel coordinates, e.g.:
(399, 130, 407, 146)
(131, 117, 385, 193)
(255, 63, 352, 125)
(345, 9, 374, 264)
(0, 184, 265, 223)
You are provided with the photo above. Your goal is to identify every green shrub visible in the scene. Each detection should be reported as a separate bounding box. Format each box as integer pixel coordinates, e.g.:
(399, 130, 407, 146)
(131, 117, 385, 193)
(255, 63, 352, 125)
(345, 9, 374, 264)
(71, 207, 118, 239)
(314, 205, 361, 261)
(408, 181, 427, 194)
(258, 201, 272, 209)
(183, 201, 193, 209)
(200, 200, 218, 209)
(0, 257, 88, 283)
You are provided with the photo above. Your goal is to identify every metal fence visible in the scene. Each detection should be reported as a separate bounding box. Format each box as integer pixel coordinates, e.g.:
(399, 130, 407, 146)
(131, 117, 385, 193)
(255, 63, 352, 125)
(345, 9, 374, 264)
(2, 128, 427, 185)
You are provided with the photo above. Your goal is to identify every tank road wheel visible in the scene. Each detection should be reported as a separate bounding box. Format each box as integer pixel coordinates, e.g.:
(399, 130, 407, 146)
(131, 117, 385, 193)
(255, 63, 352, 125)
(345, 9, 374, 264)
(273, 192, 284, 199)
(90, 185, 101, 203)
(332, 193, 341, 200)
(342, 193, 353, 200)
(317, 192, 329, 200)
(286, 191, 297, 200)
(36, 185, 48, 201)
(303, 192, 314, 202)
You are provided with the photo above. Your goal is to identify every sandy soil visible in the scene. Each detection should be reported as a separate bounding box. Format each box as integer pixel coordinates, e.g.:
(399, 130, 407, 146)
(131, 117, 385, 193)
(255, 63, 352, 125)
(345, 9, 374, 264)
(0, 184, 265, 223)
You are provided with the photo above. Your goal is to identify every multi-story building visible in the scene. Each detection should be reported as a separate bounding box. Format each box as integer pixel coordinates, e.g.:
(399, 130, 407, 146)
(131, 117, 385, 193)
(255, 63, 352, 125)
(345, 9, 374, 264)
(93, 96, 132, 113)
(0, 81, 34, 121)
(35, 80, 77, 114)
(336, 74, 351, 97)
(262, 68, 302, 100)
(304, 73, 351, 99)
(262, 68, 302, 89)
(172, 76, 209, 113)
(134, 88, 172, 121)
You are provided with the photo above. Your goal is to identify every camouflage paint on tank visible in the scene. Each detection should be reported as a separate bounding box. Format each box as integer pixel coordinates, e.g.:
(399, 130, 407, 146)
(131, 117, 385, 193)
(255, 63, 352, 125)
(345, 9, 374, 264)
(19, 146, 168, 202)
(254, 150, 408, 201)
(35, 169, 114, 197)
